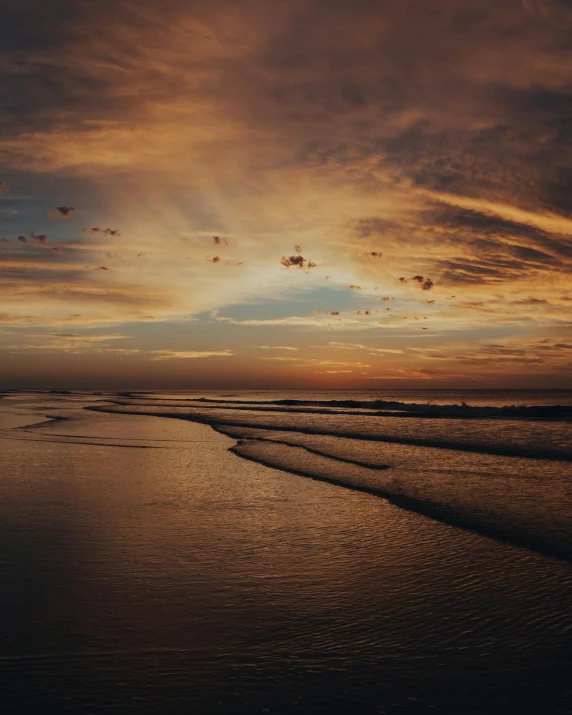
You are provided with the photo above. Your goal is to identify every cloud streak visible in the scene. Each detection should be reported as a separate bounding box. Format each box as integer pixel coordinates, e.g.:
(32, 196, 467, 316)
(149, 349, 234, 360)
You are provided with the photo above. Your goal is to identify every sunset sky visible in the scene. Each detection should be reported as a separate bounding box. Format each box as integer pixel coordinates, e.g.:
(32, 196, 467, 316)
(1, 0, 571, 389)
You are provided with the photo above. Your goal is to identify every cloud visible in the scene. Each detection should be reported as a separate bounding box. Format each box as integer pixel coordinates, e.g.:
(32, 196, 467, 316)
(362, 251, 383, 258)
(326, 341, 404, 354)
(31, 232, 48, 245)
(363, 368, 435, 380)
(213, 236, 228, 245)
(400, 275, 434, 290)
(207, 256, 221, 263)
(86, 228, 121, 237)
(412, 337, 572, 372)
(149, 349, 233, 360)
(17, 236, 28, 244)
(0, 330, 134, 355)
(49, 206, 74, 219)
(1, 237, 11, 244)
(216, 314, 412, 330)
(255, 345, 298, 351)
(511, 297, 548, 306)
(280, 255, 317, 271)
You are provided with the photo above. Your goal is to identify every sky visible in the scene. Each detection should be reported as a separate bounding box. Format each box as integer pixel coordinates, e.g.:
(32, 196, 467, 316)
(1, 0, 571, 390)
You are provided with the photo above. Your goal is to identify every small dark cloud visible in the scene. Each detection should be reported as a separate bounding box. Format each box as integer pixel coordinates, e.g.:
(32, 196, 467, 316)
(95, 265, 110, 271)
(86, 228, 121, 237)
(17, 235, 28, 244)
(207, 256, 221, 263)
(362, 251, 383, 258)
(349, 284, 362, 290)
(294, 244, 302, 253)
(49, 206, 74, 219)
(400, 275, 434, 290)
(31, 231, 48, 245)
(213, 236, 228, 245)
(280, 255, 317, 270)
(281, 255, 304, 267)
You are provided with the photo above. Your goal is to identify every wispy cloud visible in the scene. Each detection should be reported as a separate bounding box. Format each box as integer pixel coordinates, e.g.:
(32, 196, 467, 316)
(148, 349, 234, 360)
(254, 345, 298, 351)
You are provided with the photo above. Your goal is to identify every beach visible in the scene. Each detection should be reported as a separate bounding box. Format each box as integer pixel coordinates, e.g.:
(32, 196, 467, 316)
(1, 391, 571, 713)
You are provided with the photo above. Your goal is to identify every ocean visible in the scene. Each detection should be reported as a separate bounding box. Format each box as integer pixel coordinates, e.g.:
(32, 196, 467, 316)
(1, 389, 571, 713)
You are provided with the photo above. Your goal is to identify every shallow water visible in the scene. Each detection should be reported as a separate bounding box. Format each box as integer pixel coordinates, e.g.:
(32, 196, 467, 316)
(1, 392, 572, 713)
(90, 390, 572, 560)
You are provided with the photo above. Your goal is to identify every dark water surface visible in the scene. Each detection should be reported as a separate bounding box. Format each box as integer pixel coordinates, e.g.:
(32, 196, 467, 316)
(1, 392, 571, 714)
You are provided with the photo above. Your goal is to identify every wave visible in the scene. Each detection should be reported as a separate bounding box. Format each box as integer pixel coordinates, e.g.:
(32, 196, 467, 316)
(228, 436, 572, 563)
(88, 405, 572, 460)
(186, 397, 572, 421)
